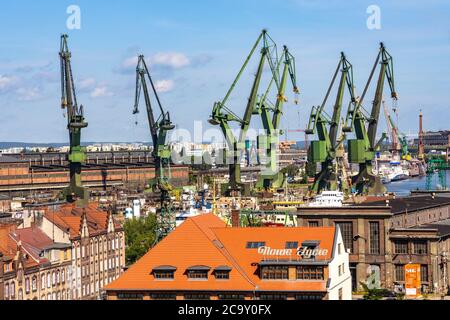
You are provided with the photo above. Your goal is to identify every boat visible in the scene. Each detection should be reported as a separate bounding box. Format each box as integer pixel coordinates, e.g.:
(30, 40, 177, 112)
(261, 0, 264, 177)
(308, 191, 344, 207)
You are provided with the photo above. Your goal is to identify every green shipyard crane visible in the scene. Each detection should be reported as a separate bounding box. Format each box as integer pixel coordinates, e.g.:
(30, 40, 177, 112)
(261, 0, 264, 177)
(133, 54, 175, 242)
(343, 42, 398, 195)
(59, 34, 89, 206)
(256, 45, 299, 190)
(209, 30, 280, 195)
(306, 52, 356, 194)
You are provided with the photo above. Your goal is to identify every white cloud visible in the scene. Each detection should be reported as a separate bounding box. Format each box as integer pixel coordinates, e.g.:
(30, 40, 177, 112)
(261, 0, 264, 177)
(16, 87, 42, 101)
(90, 85, 113, 98)
(150, 52, 190, 68)
(78, 77, 96, 90)
(0, 74, 19, 92)
(154, 79, 174, 93)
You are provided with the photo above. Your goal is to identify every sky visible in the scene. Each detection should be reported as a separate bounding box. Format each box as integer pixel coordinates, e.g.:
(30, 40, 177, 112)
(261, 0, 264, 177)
(0, 0, 449, 143)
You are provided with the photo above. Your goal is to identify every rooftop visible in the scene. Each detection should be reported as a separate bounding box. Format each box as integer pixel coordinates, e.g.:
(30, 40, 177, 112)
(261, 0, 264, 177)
(358, 195, 450, 215)
(106, 213, 336, 293)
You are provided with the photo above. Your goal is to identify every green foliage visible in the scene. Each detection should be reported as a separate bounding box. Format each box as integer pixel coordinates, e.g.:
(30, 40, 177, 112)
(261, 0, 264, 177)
(281, 164, 299, 178)
(305, 160, 316, 178)
(359, 281, 391, 300)
(123, 214, 157, 266)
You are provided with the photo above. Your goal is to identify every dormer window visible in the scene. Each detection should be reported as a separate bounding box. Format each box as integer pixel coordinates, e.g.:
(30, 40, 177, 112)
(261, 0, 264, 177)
(152, 265, 176, 280)
(214, 266, 232, 279)
(186, 265, 210, 279)
(246, 241, 265, 249)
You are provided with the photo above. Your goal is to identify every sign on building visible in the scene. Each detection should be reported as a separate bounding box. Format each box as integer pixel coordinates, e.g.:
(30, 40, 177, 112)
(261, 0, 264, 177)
(404, 264, 421, 297)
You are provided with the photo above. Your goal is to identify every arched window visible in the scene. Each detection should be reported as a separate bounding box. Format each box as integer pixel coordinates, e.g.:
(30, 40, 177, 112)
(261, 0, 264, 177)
(56, 270, 60, 284)
(62, 289, 66, 300)
(52, 271, 56, 286)
(62, 268, 65, 283)
(47, 293, 51, 300)
(5, 283, 9, 299)
(18, 288, 23, 300)
(41, 294, 45, 300)
(25, 277, 30, 293)
(10, 282, 15, 298)
(32, 276, 37, 291)
(57, 291, 61, 300)
(41, 274, 45, 290)
(47, 272, 51, 288)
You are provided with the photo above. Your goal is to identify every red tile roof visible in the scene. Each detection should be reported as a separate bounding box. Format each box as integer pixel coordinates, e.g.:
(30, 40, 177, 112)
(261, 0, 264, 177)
(44, 202, 122, 239)
(106, 213, 335, 293)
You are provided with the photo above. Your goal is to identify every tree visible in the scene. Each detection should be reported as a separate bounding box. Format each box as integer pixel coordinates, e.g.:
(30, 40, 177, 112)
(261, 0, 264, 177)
(123, 214, 157, 265)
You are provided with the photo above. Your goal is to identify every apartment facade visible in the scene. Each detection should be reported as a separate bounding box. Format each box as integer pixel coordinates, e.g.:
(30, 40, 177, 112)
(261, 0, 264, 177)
(1, 202, 125, 300)
(106, 213, 351, 300)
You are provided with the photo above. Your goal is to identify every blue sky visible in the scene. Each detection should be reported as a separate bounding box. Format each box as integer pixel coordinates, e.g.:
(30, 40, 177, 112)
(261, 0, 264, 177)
(0, 0, 449, 143)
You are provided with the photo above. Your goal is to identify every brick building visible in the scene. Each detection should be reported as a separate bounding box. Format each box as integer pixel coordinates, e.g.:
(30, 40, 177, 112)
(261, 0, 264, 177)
(296, 195, 450, 294)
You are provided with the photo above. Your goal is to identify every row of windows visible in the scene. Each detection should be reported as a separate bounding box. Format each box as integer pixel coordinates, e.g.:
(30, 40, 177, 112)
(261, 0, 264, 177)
(261, 266, 325, 280)
(125, 293, 324, 300)
(153, 270, 230, 280)
(393, 240, 428, 254)
(394, 264, 429, 282)
(79, 235, 123, 259)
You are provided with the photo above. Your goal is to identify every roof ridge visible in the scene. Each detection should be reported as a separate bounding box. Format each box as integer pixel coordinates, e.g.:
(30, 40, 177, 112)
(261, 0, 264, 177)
(190, 216, 256, 289)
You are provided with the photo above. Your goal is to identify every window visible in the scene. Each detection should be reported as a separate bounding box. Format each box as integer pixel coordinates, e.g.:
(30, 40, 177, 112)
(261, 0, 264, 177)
(62, 269, 65, 283)
(215, 271, 230, 279)
(10, 281, 15, 297)
(296, 266, 324, 280)
(285, 241, 298, 249)
(25, 278, 30, 293)
(338, 265, 342, 276)
(338, 288, 343, 300)
(184, 293, 211, 300)
(150, 293, 176, 300)
(18, 288, 23, 300)
(246, 241, 265, 249)
(5, 283, 9, 299)
(421, 265, 428, 282)
(393, 240, 408, 254)
(187, 270, 208, 279)
(259, 294, 287, 300)
(335, 222, 353, 253)
(154, 271, 175, 279)
(413, 241, 427, 254)
(41, 274, 45, 290)
(47, 273, 51, 288)
(218, 294, 245, 300)
(32, 276, 37, 292)
(395, 265, 405, 282)
(64, 250, 68, 260)
(56, 270, 60, 284)
(295, 294, 323, 300)
(52, 271, 56, 286)
(261, 266, 289, 280)
(369, 222, 380, 254)
(338, 243, 342, 255)
(308, 221, 319, 227)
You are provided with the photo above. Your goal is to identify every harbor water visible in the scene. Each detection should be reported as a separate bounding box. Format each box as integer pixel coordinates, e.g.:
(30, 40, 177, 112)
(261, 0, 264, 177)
(385, 171, 450, 196)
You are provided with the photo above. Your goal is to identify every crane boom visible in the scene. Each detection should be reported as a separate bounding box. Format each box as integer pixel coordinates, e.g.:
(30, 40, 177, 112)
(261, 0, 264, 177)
(344, 42, 398, 195)
(209, 30, 279, 195)
(59, 34, 88, 206)
(133, 54, 175, 242)
(256, 45, 299, 190)
(305, 52, 355, 194)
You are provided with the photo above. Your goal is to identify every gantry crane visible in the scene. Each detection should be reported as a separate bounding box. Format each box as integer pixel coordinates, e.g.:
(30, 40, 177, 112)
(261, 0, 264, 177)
(133, 55, 175, 242)
(209, 30, 280, 196)
(343, 42, 398, 195)
(305, 52, 356, 194)
(256, 45, 299, 190)
(59, 34, 89, 206)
